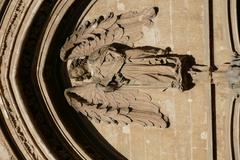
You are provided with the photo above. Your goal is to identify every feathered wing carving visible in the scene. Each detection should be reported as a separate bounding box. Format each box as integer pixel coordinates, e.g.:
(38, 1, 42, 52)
(60, 7, 171, 128)
(65, 84, 168, 128)
(60, 7, 159, 61)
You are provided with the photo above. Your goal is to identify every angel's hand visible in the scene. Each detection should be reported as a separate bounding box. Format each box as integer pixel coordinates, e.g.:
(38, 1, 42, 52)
(157, 47, 172, 55)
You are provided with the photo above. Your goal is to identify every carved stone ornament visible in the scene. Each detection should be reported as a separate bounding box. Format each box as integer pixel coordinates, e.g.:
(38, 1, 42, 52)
(1, 0, 240, 159)
(60, 7, 195, 128)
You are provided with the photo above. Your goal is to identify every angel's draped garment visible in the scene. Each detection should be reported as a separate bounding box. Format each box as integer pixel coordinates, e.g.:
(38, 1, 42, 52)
(86, 46, 184, 89)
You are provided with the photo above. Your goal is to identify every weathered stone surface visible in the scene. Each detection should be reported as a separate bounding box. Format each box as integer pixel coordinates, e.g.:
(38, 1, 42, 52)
(0, 0, 239, 159)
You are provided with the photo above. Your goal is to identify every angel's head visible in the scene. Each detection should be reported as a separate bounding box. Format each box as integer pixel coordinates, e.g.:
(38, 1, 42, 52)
(69, 58, 90, 81)
(70, 67, 85, 78)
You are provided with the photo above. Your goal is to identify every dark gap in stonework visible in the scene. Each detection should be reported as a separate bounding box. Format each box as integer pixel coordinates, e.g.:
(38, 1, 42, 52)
(209, 0, 217, 159)
(209, 0, 215, 70)
(211, 84, 217, 160)
(237, 0, 240, 45)
(231, 98, 236, 160)
(227, 0, 237, 52)
(0, 0, 10, 22)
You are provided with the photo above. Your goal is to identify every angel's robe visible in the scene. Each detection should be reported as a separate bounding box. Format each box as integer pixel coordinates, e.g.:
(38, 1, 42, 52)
(122, 49, 183, 89)
(85, 46, 193, 90)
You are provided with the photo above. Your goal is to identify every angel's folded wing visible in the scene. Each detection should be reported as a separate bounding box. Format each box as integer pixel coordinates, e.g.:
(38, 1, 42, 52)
(65, 84, 168, 128)
(60, 7, 159, 61)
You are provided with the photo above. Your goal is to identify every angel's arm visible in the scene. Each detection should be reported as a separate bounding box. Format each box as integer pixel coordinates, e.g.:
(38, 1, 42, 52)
(125, 46, 171, 59)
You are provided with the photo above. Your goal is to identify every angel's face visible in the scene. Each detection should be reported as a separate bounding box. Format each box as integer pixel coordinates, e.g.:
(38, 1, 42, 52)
(69, 67, 85, 79)
(69, 58, 89, 79)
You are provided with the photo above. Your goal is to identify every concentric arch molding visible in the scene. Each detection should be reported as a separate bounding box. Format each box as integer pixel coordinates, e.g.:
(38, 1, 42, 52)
(1, 0, 240, 160)
(33, 0, 126, 159)
(0, 0, 127, 159)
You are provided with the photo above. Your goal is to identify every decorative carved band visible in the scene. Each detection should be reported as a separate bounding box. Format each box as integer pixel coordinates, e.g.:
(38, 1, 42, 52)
(0, 1, 41, 159)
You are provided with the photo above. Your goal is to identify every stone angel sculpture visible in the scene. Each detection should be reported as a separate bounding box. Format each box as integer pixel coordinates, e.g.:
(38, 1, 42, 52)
(60, 7, 195, 128)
